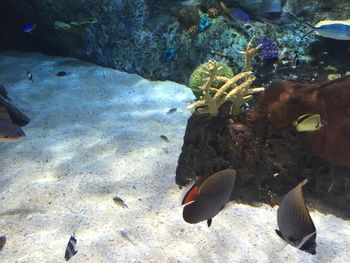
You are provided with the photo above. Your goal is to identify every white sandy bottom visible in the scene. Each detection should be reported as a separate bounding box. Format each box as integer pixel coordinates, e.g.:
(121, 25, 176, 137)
(0, 52, 349, 263)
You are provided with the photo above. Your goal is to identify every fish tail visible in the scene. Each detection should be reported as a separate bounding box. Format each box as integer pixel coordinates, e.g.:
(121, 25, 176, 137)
(301, 178, 308, 186)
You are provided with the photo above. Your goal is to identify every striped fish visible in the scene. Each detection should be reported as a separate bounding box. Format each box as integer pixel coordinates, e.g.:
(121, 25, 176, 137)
(182, 169, 236, 227)
(276, 179, 317, 255)
(64, 235, 78, 261)
(292, 113, 324, 132)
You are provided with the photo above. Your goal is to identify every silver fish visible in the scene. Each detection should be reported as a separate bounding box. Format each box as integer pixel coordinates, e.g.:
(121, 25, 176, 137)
(182, 169, 236, 227)
(276, 179, 317, 255)
(64, 235, 78, 261)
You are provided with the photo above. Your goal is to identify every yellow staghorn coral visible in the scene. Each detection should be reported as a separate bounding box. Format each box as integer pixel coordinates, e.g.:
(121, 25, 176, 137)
(189, 37, 264, 117)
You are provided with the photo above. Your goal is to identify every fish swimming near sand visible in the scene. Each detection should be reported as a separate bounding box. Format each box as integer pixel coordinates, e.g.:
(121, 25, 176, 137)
(167, 108, 177, 114)
(0, 119, 26, 142)
(276, 179, 317, 255)
(182, 169, 236, 227)
(26, 71, 33, 82)
(64, 234, 78, 261)
(304, 19, 350, 40)
(0, 235, 6, 250)
(160, 135, 169, 142)
(113, 196, 128, 208)
(56, 71, 68, 77)
(293, 113, 324, 132)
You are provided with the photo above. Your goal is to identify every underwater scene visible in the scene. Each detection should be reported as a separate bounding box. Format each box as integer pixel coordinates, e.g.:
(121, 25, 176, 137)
(0, 0, 350, 262)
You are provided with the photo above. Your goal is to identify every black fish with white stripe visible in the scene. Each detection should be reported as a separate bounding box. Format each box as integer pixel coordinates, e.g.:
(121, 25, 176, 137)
(64, 234, 78, 261)
(182, 169, 236, 227)
(276, 179, 317, 255)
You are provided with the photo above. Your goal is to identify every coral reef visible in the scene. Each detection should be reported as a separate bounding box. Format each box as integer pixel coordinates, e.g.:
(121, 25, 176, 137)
(207, 6, 220, 19)
(177, 6, 200, 29)
(162, 47, 176, 63)
(2, 0, 350, 85)
(176, 95, 350, 218)
(188, 38, 264, 117)
(259, 37, 279, 61)
(198, 16, 212, 32)
(176, 61, 350, 219)
(199, 0, 220, 12)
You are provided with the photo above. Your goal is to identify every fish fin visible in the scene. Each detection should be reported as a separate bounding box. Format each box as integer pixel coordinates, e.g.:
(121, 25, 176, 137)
(301, 178, 308, 187)
(275, 229, 285, 241)
(276, 242, 289, 252)
(207, 218, 212, 227)
(182, 183, 200, 205)
(275, 229, 289, 252)
(297, 231, 316, 249)
(296, 114, 312, 124)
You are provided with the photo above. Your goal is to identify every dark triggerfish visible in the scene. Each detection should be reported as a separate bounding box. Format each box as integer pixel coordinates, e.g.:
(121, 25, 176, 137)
(276, 179, 317, 255)
(182, 169, 236, 227)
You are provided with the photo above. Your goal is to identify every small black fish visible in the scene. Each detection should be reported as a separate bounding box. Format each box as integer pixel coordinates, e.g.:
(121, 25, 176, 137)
(167, 108, 177, 114)
(26, 71, 33, 82)
(276, 179, 317, 255)
(182, 169, 236, 227)
(113, 196, 128, 208)
(160, 135, 169, 142)
(0, 235, 6, 250)
(56, 71, 67, 77)
(64, 235, 78, 261)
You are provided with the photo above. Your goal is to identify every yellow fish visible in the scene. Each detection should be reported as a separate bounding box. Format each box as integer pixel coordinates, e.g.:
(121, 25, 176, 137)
(293, 113, 324, 132)
(311, 19, 350, 40)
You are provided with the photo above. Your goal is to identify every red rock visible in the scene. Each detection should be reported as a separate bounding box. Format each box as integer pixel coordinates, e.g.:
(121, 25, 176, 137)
(261, 76, 350, 167)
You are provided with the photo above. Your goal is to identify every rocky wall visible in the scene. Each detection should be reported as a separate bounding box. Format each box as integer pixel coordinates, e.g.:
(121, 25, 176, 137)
(1, 0, 350, 85)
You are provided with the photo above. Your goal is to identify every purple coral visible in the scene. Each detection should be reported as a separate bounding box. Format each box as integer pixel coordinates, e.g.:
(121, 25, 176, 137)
(259, 37, 279, 61)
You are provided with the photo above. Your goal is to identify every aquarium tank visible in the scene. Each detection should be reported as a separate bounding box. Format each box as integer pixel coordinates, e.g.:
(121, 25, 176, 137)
(0, 0, 350, 262)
